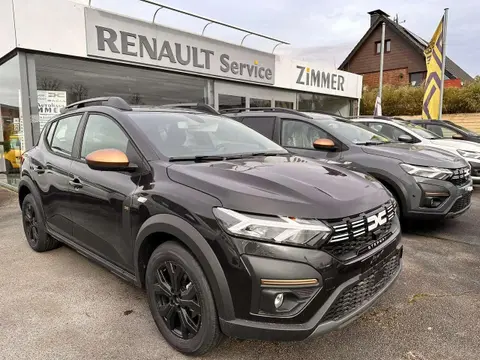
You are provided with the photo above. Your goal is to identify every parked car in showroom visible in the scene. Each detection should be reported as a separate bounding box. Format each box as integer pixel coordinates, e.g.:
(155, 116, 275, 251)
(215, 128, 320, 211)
(206, 107, 473, 220)
(409, 119, 480, 144)
(352, 117, 480, 182)
(18, 97, 402, 356)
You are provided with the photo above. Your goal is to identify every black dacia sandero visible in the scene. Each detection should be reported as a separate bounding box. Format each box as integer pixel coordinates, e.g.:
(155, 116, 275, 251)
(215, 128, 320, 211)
(18, 97, 403, 355)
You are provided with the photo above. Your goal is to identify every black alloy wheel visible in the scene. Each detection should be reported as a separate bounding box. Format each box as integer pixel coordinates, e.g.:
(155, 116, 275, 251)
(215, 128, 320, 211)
(23, 202, 39, 247)
(146, 242, 223, 355)
(154, 261, 201, 339)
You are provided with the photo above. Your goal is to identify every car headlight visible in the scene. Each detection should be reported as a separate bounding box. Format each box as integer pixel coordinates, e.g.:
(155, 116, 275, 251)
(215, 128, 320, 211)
(400, 163, 452, 180)
(213, 207, 332, 247)
(457, 149, 480, 160)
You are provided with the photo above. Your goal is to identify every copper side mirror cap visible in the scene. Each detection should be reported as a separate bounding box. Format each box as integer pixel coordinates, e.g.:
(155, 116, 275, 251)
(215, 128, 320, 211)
(313, 138, 335, 149)
(85, 149, 129, 170)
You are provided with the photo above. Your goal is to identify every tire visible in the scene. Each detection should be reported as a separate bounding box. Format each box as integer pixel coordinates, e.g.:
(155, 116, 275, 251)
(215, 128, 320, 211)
(145, 241, 223, 356)
(21, 194, 60, 252)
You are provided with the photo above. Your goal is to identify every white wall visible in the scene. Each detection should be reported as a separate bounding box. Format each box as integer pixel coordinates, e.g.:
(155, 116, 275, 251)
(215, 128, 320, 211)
(0, 0, 17, 59)
(13, 0, 87, 58)
(274, 56, 363, 100)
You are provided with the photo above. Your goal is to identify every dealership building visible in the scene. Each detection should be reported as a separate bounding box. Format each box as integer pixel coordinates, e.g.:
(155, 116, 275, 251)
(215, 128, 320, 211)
(0, 0, 363, 187)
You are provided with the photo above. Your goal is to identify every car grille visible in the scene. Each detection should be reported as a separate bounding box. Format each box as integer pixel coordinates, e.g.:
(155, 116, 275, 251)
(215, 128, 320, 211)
(323, 201, 397, 260)
(450, 192, 472, 213)
(448, 167, 471, 187)
(322, 251, 401, 323)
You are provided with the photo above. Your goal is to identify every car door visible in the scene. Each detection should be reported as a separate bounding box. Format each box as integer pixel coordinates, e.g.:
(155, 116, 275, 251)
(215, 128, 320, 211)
(30, 113, 83, 238)
(68, 113, 143, 271)
(280, 118, 343, 160)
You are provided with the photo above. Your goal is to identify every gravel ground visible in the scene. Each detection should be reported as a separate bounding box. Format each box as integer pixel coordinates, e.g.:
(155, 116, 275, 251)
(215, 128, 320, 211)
(0, 188, 479, 360)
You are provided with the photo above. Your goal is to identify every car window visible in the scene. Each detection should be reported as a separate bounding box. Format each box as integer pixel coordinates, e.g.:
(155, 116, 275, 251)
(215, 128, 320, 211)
(80, 114, 129, 158)
(392, 120, 440, 139)
(129, 112, 287, 158)
(50, 115, 82, 156)
(366, 123, 410, 141)
(310, 118, 390, 145)
(241, 117, 275, 139)
(281, 119, 328, 149)
(426, 124, 460, 138)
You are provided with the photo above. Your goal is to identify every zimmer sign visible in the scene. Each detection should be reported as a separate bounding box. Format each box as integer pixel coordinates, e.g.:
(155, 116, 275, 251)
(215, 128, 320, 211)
(85, 9, 275, 84)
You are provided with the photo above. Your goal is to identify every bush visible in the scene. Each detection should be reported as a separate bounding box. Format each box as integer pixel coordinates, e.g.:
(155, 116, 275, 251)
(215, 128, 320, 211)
(361, 78, 480, 116)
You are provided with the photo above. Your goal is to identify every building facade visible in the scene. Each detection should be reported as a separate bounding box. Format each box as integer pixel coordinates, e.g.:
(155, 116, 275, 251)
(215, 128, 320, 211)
(0, 0, 363, 187)
(339, 9, 473, 89)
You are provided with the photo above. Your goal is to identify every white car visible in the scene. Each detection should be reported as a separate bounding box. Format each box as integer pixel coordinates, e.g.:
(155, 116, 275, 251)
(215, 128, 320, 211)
(352, 118, 480, 183)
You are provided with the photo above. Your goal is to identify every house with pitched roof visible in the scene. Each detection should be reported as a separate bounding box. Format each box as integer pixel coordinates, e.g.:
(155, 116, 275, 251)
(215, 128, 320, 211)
(339, 9, 473, 89)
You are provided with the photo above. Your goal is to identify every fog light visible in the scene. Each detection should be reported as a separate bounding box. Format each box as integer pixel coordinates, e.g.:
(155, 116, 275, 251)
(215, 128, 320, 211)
(274, 293, 284, 309)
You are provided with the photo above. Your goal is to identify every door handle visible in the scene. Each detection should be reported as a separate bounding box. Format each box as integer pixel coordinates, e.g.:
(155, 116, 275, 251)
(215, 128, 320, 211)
(31, 165, 45, 174)
(69, 178, 83, 189)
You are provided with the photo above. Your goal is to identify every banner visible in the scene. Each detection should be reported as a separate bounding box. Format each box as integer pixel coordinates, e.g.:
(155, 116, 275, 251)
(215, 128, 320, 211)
(373, 95, 382, 116)
(422, 16, 444, 120)
(38, 91, 67, 131)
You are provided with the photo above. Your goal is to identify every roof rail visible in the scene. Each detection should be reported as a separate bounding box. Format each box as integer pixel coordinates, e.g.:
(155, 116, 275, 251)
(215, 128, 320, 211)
(60, 97, 132, 114)
(152, 103, 220, 115)
(219, 107, 312, 118)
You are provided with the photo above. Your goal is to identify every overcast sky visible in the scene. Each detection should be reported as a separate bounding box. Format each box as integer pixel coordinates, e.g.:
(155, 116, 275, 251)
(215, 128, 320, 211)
(93, 0, 478, 76)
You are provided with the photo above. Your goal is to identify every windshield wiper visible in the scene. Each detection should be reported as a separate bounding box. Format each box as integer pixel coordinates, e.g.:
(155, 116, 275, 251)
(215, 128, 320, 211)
(355, 140, 389, 146)
(169, 155, 237, 162)
(248, 151, 287, 157)
(169, 151, 287, 162)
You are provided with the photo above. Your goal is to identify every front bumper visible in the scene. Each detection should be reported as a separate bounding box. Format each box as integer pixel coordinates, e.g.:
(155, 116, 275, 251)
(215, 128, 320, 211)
(220, 231, 403, 341)
(403, 176, 473, 219)
(468, 160, 480, 183)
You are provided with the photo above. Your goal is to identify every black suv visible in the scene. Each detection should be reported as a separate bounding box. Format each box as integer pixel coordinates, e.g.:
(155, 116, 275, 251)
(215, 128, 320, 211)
(409, 119, 480, 143)
(18, 97, 402, 355)
(219, 107, 473, 220)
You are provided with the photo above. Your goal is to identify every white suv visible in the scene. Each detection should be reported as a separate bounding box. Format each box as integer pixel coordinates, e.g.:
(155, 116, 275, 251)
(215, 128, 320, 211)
(353, 118, 480, 183)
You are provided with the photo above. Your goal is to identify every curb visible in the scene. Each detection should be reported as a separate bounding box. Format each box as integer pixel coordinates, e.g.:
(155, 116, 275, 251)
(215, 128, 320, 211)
(0, 182, 18, 193)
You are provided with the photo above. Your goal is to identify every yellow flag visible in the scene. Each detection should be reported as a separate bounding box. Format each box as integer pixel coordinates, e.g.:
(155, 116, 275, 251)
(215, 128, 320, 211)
(422, 16, 444, 120)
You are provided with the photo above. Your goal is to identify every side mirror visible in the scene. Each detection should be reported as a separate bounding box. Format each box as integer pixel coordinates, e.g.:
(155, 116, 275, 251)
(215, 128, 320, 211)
(398, 134, 414, 143)
(452, 134, 464, 140)
(313, 138, 337, 151)
(85, 149, 136, 172)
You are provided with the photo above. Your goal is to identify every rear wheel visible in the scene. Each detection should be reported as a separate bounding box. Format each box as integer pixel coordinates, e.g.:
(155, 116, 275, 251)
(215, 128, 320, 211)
(145, 242, 223, 355)
(21, 194, 60, 252)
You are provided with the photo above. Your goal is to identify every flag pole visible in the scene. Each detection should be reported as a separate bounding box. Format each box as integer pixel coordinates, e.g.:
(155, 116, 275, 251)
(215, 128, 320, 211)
(438, 8, 449, 120)
(378, 21, 386, 100)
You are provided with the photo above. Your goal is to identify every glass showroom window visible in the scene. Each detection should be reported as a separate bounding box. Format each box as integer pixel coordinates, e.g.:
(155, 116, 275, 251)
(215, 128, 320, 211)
(297, 93, 352, 117)
(34, 54, 208, 132)
(0, 55, 22, 187)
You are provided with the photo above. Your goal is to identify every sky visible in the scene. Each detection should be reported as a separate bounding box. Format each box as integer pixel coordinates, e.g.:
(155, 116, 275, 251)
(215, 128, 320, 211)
(92, 0, 479, 77)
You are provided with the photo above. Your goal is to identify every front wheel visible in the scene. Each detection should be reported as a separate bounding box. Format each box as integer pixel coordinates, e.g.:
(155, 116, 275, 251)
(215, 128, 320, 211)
(145, 242, 223, 356)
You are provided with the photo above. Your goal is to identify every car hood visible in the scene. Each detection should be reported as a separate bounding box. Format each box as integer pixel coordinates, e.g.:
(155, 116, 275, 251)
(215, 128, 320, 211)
(361, 142, 467, 168)
(428, 138, 480, 152)
(164, 155, 391, 219)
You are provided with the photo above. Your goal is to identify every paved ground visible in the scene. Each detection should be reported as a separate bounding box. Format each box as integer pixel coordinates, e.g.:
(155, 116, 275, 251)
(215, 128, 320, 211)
(0, 188, 479, 360)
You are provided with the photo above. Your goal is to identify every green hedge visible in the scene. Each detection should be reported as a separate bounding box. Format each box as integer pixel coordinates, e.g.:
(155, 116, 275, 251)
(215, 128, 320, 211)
(360, 77, 480, 116)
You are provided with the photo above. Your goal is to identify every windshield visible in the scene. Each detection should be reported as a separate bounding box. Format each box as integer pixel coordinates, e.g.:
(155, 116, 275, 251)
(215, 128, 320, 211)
(130, 112, 287, 158)
(311, 118, 391, 145)
(392, 120, 441, 139)
(443, 120, 479, 135)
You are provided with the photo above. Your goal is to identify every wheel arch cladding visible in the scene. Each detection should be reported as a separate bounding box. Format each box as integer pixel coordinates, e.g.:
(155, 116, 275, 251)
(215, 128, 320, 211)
(18, 178, 40, 209)
(135, 214, 235, 321)
(371, 173, 407, 213)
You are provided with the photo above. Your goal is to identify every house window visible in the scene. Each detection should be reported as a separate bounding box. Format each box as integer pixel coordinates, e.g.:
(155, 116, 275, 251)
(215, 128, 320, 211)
(375, 40, 391, 54)
(410, 72, 425, 86)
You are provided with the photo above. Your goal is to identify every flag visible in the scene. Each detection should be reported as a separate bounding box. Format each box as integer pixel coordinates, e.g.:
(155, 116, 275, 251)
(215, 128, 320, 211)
(373, 94, 382, 116)
(422, 16, 444, 120)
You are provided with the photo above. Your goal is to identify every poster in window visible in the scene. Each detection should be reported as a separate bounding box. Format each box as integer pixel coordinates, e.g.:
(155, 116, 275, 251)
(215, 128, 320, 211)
(38, 90, 67, 131)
